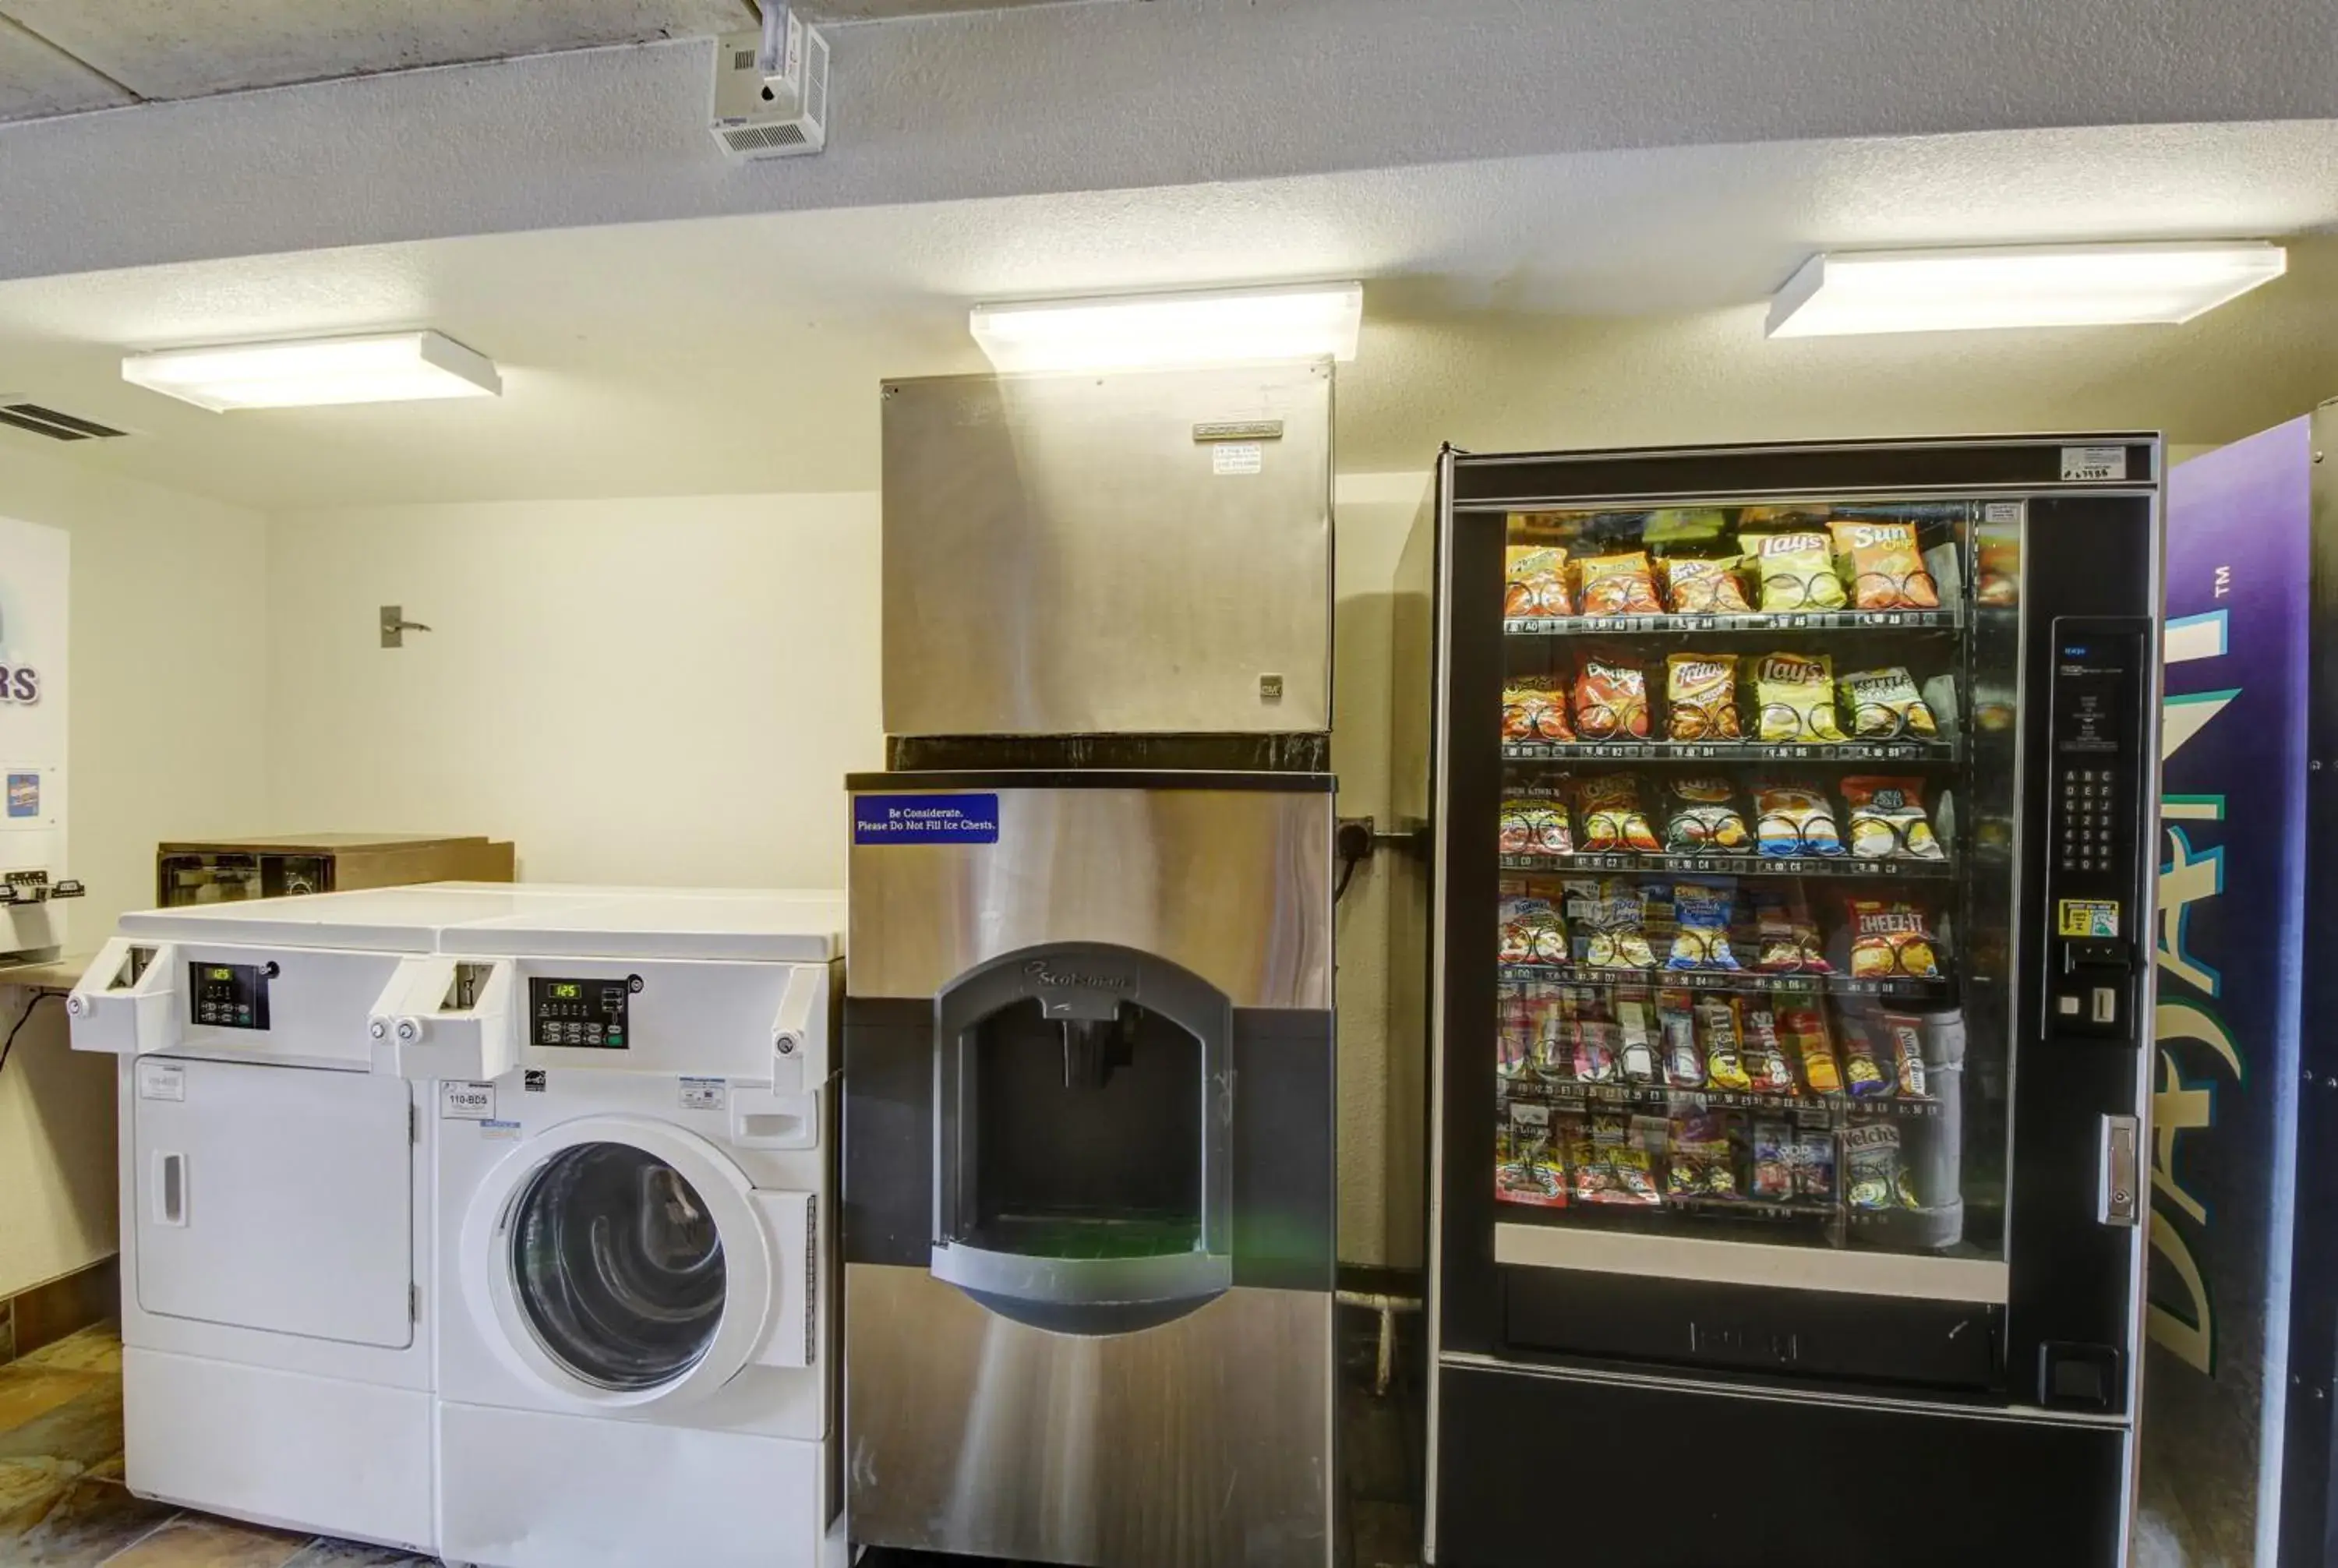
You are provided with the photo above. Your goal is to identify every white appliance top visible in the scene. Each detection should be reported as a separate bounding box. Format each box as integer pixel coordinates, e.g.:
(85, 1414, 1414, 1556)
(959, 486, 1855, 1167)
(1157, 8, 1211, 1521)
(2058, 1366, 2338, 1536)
(437, 886, 846, 963)
(115, 885, 602, 954)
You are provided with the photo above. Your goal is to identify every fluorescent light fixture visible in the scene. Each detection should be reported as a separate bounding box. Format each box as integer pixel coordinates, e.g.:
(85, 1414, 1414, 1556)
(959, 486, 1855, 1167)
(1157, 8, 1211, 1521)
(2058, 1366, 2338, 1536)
(969, 282, 1363, 373)
(1767, 241, 2287, 338)
(122, 330, 503, 411)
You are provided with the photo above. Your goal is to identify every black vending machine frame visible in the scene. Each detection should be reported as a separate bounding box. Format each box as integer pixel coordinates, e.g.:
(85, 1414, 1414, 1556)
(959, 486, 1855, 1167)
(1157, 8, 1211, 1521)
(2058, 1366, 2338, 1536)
(1423, 436, 2161, 1568)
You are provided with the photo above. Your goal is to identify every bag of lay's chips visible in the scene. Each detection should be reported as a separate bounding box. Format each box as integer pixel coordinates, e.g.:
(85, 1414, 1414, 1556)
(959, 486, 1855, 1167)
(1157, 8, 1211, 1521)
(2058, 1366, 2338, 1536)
(1829, 518, 1941, 611)
(1741, 531, 1848, 612)
(1753, 652, 1847, 743)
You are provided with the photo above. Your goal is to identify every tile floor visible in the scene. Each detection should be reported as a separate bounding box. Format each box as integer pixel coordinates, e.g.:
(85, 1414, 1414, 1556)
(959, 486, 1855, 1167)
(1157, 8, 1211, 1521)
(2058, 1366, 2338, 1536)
(0, 1323, 433, 1567)
(0, 1314, 1425, 1567)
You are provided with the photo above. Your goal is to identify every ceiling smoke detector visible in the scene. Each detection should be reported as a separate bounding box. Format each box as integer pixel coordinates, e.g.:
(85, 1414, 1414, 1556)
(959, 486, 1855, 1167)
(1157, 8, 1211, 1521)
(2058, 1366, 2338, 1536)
(712, 12, 829, 161)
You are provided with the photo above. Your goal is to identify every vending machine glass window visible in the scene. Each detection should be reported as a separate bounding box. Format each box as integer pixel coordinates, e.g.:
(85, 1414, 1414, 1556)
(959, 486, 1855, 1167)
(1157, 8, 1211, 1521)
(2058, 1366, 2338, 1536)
(1489, 500, 2011, 1269)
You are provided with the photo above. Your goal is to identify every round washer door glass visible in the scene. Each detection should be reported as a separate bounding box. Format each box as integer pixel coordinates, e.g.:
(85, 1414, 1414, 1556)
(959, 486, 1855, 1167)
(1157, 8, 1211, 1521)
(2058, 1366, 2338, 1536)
(510, 1141, 727, 1391)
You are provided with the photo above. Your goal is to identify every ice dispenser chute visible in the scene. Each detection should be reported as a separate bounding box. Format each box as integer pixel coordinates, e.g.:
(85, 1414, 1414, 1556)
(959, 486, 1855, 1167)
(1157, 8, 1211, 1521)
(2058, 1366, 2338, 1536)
(930, 941, 1232, 1335)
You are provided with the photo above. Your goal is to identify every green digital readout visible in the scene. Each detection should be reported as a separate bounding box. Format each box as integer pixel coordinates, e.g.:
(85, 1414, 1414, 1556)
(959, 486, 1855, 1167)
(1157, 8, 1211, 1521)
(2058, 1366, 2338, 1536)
(547, 982, 582, 1000)
(208, 966, 235, 981)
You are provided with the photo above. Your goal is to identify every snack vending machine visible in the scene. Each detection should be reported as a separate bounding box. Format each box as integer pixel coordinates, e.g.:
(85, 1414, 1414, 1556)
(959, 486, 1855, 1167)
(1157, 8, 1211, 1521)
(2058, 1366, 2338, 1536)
(1419, 436, 2162, 1567)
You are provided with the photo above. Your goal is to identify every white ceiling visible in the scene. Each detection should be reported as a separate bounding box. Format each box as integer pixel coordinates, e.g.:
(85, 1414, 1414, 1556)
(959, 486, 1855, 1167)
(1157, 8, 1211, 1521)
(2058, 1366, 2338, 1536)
(0, 121, 2333, 509)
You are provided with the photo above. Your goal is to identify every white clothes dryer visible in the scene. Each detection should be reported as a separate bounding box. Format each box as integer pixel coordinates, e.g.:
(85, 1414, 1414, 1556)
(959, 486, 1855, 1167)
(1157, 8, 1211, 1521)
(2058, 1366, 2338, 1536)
(387, 889, 847, 1568)
(65, 885, 605, 1553)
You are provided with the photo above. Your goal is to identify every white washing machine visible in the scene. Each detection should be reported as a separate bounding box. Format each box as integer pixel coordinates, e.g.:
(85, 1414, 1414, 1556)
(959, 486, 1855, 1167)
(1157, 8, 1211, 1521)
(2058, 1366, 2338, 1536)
(382, 888, 847, 1568)
(65, 884, 605, 1553)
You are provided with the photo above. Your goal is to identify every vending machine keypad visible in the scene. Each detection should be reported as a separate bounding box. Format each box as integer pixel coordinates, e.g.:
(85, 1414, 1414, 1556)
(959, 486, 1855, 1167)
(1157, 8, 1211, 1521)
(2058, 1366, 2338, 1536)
(2043, 627, 2146, 1040)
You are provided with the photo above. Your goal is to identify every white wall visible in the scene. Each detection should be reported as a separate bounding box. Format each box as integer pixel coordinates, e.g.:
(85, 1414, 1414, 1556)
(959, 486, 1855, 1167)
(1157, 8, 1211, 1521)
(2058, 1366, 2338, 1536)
(0, 441, 270, 1299)
(264, 493, 882, 891)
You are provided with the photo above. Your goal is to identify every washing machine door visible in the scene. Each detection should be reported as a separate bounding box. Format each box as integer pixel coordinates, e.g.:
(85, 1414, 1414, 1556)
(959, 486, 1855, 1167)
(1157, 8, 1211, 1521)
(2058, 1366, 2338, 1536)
(461, 1115, 813, 1410)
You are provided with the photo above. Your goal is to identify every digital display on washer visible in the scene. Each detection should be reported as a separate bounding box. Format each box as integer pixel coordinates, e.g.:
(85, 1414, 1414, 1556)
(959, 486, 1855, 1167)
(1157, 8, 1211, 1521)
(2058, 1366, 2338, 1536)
(529, 976, 629, 1049)
(191, 962, 270, 1030)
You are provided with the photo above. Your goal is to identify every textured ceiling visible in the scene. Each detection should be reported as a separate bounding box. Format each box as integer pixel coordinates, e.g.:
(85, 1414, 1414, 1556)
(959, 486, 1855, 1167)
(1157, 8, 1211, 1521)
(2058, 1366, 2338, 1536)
(0, 14, 132, 120)
(0, 0, 754, 114)
(0, 123, 2332, 509)
(5, 0, 2337, 288)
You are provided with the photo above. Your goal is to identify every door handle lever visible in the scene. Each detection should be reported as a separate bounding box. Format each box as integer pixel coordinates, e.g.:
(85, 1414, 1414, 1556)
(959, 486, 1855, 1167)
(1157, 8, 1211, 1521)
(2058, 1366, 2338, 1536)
(2099, 1115, 2139, 1227)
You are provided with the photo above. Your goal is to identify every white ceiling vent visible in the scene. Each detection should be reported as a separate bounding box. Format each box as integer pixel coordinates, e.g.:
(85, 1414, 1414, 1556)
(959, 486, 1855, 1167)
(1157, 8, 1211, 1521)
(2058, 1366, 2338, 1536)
(0, 400, 129, 442)
(711, 20, 829, 161)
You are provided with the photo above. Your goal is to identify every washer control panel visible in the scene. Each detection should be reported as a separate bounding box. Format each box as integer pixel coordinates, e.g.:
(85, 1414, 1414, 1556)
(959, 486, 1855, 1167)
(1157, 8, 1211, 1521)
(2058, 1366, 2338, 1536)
(528, 976, 631, 1050)
(191, 962, 271, 1031)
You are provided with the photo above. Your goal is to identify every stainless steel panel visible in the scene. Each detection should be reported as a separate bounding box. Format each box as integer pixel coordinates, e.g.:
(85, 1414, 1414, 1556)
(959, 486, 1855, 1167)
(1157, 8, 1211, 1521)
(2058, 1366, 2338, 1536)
(846, 1263, 1332, 1566)
(847, 786, 1333, 1008)
(881, 366, 1334, 736)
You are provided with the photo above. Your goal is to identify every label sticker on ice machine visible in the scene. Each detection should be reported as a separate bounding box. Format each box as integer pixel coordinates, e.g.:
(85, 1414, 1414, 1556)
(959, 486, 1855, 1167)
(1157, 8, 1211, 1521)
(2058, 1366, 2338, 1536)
(5, 773, 37, 818)
(2061, 446, 2128, 482)
(2058, 899, 2122, 938)
(136, 1060, 185, 1102)
(853, 793, 1000, 846)
(1211, 441, 1263, 476)
(440, 1081, 496, 1120)
(679, 1076, 728, 1111)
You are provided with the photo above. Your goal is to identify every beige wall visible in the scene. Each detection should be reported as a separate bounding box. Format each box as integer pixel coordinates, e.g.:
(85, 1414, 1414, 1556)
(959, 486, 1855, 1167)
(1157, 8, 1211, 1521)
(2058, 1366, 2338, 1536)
(0, 443, 270, 1299)
(260, 477, 1433, 1267)
(264, 493, 885, 890)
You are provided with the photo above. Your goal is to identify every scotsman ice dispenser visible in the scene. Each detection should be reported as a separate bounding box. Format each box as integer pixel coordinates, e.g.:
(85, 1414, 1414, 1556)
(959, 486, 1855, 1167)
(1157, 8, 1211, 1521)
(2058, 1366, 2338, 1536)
(843, 364, 1338, 1568)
